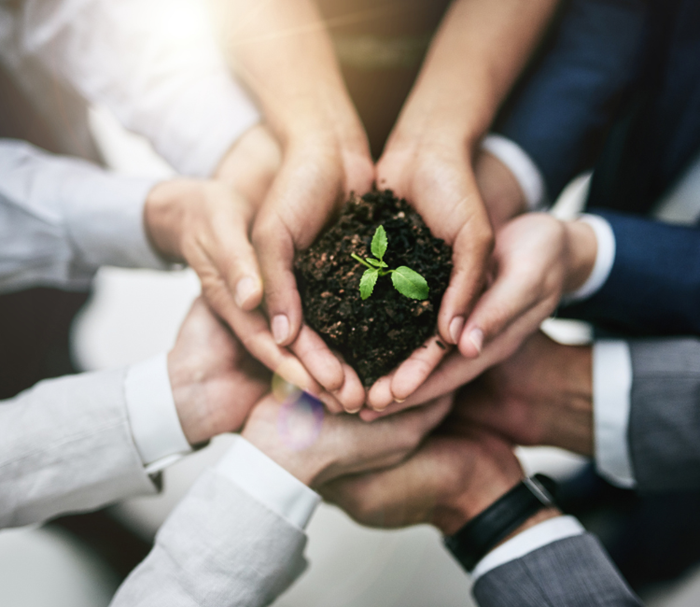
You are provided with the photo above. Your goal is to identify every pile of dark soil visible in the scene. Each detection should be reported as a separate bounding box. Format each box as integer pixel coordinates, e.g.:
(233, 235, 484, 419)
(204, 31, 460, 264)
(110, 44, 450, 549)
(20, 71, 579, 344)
(295, 189, 453, 387)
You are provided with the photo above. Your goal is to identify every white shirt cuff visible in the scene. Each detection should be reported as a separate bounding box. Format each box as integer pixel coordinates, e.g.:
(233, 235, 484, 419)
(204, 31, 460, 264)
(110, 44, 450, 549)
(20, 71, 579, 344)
(216, 436, 321, 530)
(564, 214, 616, 303)
(124, 354, 192, 474)
(471, 515, 585, 581)
(593, 340, 636, 488)
(481, 134, 547, 211)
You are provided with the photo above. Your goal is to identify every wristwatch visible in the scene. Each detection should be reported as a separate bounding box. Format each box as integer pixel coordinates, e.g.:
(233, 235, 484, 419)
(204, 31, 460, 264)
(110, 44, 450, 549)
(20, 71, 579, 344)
(444, 473, 558, 572)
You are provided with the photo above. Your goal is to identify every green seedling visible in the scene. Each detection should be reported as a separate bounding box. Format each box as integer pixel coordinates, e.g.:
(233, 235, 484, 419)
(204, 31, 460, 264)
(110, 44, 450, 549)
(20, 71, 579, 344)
(351, 225, 429, 301)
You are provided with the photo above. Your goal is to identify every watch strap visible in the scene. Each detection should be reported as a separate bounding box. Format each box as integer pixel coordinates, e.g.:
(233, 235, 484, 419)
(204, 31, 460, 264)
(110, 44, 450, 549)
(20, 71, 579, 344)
(444, 474, 557, 572)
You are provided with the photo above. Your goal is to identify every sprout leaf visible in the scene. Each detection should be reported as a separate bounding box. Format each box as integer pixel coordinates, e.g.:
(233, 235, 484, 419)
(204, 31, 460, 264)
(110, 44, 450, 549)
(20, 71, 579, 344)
(371, 225, 388, 260)
(391, 266, 429, 300)
(359, 269, 379, 300)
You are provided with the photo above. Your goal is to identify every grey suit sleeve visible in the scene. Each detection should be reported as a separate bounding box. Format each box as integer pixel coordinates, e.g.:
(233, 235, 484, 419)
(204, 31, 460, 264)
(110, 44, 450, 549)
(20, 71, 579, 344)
(111, 468, 308, 607)
(473, 534, 641, 606)
(628, 337, 700, 492)
(0, 368, 156, 527)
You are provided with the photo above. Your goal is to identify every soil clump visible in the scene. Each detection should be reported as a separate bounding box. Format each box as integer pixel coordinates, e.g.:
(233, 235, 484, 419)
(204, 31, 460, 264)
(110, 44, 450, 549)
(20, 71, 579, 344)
(295, 189, 453, 386)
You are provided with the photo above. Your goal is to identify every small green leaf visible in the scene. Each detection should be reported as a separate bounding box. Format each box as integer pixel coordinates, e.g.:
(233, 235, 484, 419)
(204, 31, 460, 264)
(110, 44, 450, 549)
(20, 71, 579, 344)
(359, 268, 379, 300)
(366, 258, 388, 268)
(371, 225, 388, 260)
(391, 266, 429, 300)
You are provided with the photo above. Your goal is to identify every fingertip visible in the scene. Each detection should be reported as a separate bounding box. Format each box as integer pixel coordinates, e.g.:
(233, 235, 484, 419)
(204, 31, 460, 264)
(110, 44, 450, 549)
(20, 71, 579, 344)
(390, 362, 425, 402)
(235, 276, 263, 310)
(458, 327, 484, 358)
(367, 375, 394, 411)
(318, 392, 344, 414)
(271, 314, 291, 345)
(447, 316, 464, 346)
(333, 369, 366, 413)
(359, 409, 381, 422)
(469, 327, 484, 353)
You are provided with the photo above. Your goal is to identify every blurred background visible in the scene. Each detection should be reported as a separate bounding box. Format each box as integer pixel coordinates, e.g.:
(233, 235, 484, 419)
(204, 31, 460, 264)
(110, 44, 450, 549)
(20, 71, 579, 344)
(0, 102, 698, 607)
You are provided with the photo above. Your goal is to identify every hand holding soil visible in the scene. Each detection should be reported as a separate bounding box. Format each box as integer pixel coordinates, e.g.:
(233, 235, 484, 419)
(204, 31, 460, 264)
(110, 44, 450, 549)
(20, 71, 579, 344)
(295, 189, 452, 389)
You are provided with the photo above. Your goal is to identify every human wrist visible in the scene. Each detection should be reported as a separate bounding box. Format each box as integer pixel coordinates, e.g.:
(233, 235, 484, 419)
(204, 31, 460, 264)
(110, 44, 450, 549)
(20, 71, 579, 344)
(240, 426, 325, 488)
(437, 450, 523, 535)
(541, 343, 594, 456)
(494, 506, 562, 548)
(443, 473, 561, 571)
(563, 219, 598, 294)
(474, 150, 527, 228)
(143, 180, 191, 262)
(167, 349, 212, 446)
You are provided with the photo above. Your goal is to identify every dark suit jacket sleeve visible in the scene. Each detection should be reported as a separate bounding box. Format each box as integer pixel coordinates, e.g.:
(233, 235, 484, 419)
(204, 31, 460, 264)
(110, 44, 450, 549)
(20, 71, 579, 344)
(561, 210, 700, 335)
(627, 337, 700, 492)
(497, 0, 647, 200)
(473, 534, 642, 606)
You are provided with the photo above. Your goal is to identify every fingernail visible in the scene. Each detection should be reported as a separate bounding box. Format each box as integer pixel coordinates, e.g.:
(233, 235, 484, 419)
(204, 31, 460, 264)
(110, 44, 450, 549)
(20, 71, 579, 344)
(346, 406, 362, 414)
(272, 314, 290, 344)
(394, 398, 406, 403)
(469, 328, 484, 354)
(235, 276, 259, 308)
(449, 316, 465, 345)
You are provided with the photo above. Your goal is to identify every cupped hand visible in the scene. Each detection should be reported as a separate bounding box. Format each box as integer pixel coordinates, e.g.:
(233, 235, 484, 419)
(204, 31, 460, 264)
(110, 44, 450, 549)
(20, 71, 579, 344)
(363, 150, 546, 410)
(321, 429, 524, 535)
(251, 132, 375, 411)
(241, 391, 452, 488)
(459, 212, 597, 360)
(145, 126, 348, 409)
(372, 136, 494, 404)
(146, 124, 280, 311)
(365, 210, 598, 414)
(364, 290, 549, 416)
(168, 297, 271, 445)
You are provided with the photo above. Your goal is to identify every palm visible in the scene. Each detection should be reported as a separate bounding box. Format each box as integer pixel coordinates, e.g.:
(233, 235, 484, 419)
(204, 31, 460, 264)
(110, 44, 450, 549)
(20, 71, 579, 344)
(368, 142, 493, 404)
(169, 299, 271, 444)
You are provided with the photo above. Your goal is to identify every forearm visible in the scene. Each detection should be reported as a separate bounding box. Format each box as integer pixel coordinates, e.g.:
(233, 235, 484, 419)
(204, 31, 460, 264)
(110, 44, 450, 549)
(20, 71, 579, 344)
(0, 369, 156, 528)
(0, 140, 166, 294)
(563, 210, 700, 334)
(393, 0, 559, 147)
(627, 337, 700, 492)
(111, 466, 309, 607)
(216, 0, 362, 147)
(20, 0, 258, 177)
(473, 532, 641, 606)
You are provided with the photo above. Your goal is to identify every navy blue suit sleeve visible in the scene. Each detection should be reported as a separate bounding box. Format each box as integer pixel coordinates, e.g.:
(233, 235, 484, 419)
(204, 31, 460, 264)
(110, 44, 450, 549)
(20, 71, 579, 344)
(561, 209, 700, 335)
(497, 0, 647, 201)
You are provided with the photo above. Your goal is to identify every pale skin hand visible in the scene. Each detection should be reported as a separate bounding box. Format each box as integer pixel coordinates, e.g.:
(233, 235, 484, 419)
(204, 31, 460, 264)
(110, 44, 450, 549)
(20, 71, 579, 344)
(321, 429, 559, 536)
(211, 0, 374, 411)
(371, 0, 560, 405)
(460, 212, 597, 361)
(145, 126, 348, 411)
(241, 393, 452, 487)
(365, 213, 597, 413)
(168, 297, 270, 446)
